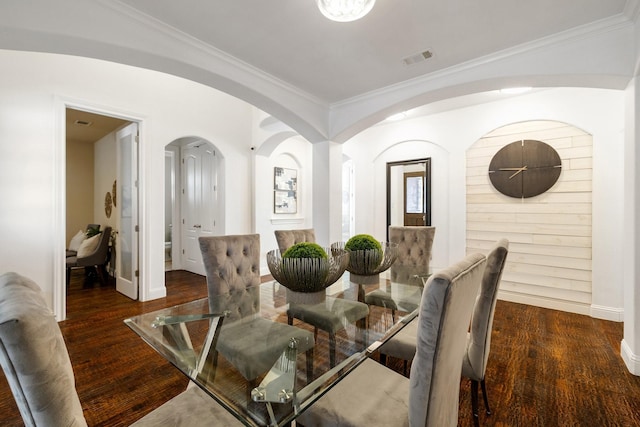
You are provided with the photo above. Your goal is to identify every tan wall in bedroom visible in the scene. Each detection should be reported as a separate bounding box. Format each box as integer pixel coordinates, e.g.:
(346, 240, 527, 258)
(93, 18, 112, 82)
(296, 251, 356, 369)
(66, 139, 94, 244)
(466, 120, 592, 308)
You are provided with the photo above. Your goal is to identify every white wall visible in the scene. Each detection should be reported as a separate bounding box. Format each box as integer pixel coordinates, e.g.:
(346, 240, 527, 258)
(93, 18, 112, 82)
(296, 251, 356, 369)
(254, 134, 314, 274)
(0, 49, 254, 318)
(345, 87, 625, 318)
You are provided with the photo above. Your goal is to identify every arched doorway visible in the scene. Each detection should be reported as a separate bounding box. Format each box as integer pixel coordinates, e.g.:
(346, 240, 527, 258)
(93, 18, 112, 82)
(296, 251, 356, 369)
(165, 137, 223, 276)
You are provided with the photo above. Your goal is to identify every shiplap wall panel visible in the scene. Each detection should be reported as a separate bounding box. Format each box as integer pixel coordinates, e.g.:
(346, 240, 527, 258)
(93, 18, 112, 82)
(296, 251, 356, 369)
(466, 121, 592, 307)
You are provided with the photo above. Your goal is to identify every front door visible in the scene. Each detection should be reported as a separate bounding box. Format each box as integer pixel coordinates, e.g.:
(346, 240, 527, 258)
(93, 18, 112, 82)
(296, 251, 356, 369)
(182, 142, 218, 275)
(116, 123, 139, 299)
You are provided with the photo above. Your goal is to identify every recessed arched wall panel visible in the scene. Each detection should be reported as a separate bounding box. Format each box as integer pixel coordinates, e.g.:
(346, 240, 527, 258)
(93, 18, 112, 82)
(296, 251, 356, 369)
(467, 120, 593, 313)
(254, 136, 313, 273)
(346, 138, 450, 271)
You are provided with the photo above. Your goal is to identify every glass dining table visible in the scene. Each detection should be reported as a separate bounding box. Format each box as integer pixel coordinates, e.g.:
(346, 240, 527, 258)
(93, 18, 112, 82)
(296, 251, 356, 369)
(124, 272, 427, 427)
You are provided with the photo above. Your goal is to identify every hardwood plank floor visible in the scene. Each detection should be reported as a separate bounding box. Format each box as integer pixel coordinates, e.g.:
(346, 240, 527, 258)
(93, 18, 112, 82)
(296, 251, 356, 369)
(1, 269, 639, 426)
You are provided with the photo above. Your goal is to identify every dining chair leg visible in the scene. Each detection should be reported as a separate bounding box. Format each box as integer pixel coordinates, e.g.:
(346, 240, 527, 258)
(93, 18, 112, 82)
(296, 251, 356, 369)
(471, 379, 480, 427)
(380, 353, 387, 366)
(480, 379, 491, 415)
(329, 332, 336, 367)
(306, 348, 314, 384)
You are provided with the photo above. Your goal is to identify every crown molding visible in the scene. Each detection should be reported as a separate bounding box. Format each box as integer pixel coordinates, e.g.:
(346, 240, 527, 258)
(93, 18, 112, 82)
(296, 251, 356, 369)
(332, 13, 634, 111)
(624, 0, 640, 22)
(102, 0, 327, 110)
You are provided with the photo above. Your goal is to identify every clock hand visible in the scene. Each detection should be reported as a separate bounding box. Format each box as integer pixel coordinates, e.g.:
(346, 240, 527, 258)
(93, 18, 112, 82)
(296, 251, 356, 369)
(498, 167, 524, 171)
(508, 166, 527, 179)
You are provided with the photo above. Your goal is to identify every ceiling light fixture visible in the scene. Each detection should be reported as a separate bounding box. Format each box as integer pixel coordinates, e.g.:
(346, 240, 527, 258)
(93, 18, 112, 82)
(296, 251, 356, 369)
(317, 0, 376, 22)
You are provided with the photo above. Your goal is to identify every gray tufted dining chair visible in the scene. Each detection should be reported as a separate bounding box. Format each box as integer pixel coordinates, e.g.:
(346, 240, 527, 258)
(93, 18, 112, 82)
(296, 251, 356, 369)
(273, 229, 370, 368)
(462, 238, 509, 426)
(366, 226, 436, 320)
(367, 226, 435, 373)
(388, 226, 436, 285)
(198, 234, 315, 388)
(274, 228, 316, 254)
(296, 252, 486, 427)
(0, 272, 243, 427)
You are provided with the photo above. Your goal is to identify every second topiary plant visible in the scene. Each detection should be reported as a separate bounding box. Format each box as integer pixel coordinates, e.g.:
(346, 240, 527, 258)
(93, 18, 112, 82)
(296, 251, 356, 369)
(283, 242, 328, 259)
(344, 234, 382, 252)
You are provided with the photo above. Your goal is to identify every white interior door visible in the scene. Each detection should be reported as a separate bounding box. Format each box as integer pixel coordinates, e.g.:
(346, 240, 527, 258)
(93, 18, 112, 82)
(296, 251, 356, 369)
(116, 123, 139, 299)
(181, 142, 217, 275)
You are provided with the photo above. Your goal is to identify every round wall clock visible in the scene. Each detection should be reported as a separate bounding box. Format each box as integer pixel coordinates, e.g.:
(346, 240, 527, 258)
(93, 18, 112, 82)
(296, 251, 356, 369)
(488, 140, 562, 198)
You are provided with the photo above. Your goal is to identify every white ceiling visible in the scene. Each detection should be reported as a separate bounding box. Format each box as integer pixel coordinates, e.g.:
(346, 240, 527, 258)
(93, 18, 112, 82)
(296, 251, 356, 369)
(0, 0, 636, 141)
(117, 0, 630, 104)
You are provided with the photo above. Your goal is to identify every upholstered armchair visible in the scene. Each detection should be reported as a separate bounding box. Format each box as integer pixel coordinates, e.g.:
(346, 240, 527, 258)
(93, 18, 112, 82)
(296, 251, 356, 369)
(462, 238, 509, 426)
(296, 252, 486, 427)
(273, 229, 370, 367)
(198, 234, 315, 387)
(0, 272, 242, 427)
(65, 226, 112, 288)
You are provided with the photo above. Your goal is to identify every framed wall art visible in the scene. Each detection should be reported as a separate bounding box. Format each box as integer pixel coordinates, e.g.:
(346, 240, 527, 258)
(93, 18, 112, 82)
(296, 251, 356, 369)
(274, 167, 297, 213)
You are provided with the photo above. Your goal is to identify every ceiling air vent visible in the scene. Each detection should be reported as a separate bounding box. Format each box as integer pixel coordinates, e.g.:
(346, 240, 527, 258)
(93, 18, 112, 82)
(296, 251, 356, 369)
(74, 119, 93, 127)
(402, 50, 433, 66)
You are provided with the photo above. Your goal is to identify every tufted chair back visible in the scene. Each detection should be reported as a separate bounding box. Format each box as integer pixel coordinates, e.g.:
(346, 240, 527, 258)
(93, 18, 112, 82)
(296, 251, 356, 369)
(199, 234, 261, 322)
(464, 238, 509, 380)
(274, 229, 316, 253)
(389, 226, 436, 285)
(409, 252, 486, 427)
(0, 272, 88, 427)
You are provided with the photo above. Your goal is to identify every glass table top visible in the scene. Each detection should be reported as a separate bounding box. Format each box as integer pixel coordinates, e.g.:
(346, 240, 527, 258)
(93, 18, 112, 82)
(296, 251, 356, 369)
(124, 273, 426, 426)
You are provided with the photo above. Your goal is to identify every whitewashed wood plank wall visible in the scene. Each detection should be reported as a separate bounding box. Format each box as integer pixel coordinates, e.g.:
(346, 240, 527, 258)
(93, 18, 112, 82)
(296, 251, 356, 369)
(466, 121, 592, 311)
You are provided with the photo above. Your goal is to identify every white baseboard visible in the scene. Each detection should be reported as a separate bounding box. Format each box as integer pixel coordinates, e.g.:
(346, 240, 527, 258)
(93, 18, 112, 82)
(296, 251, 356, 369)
(144, 286, 168, 301)
(590, 304, 624, 322)
(497, 290, 591, 316)
(621, 339, 640, 376)
(498, 290, 625, 321)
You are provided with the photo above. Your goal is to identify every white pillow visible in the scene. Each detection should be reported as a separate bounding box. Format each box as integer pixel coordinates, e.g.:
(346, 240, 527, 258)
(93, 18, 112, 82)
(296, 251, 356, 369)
(77, 233, 101, 258)
(68, 230, 87, 251)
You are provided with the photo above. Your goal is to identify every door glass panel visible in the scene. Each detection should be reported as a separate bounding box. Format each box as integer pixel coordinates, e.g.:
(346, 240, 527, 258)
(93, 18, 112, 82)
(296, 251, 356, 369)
(119, 134, 133, 282)
(405, 176, 424, 214)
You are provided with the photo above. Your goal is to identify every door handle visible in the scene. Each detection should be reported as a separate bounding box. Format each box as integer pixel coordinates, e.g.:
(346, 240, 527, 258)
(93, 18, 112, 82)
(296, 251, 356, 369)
(194, 224, 201, 228)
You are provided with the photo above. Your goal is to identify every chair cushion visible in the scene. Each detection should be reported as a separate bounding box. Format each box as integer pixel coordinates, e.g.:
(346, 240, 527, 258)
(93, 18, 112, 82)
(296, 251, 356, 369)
(130, 385, 242, 426)
(0, 272, 87, 427)
(287, 298, 369, 333)
(296, 358, 409, 427)
(379, 318, 418, 361)
(217, 317, 314, 381)
(76, 232, 101, 258)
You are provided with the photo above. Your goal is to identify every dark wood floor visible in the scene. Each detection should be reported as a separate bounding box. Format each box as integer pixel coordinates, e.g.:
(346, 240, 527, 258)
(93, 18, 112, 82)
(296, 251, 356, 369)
(1, 269, 640, 426)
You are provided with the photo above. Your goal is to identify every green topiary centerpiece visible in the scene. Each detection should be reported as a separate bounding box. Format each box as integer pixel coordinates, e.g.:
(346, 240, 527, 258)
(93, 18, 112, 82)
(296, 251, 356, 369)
(344, 234, 382, 252)
(283, 242, 328, 260)
(332, 235, 398, 284)
(267, 243, 349, 296)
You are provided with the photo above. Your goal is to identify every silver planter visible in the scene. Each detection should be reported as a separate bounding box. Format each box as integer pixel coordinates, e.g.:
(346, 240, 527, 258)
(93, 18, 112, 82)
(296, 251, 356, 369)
(266, 248, 349, 293)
